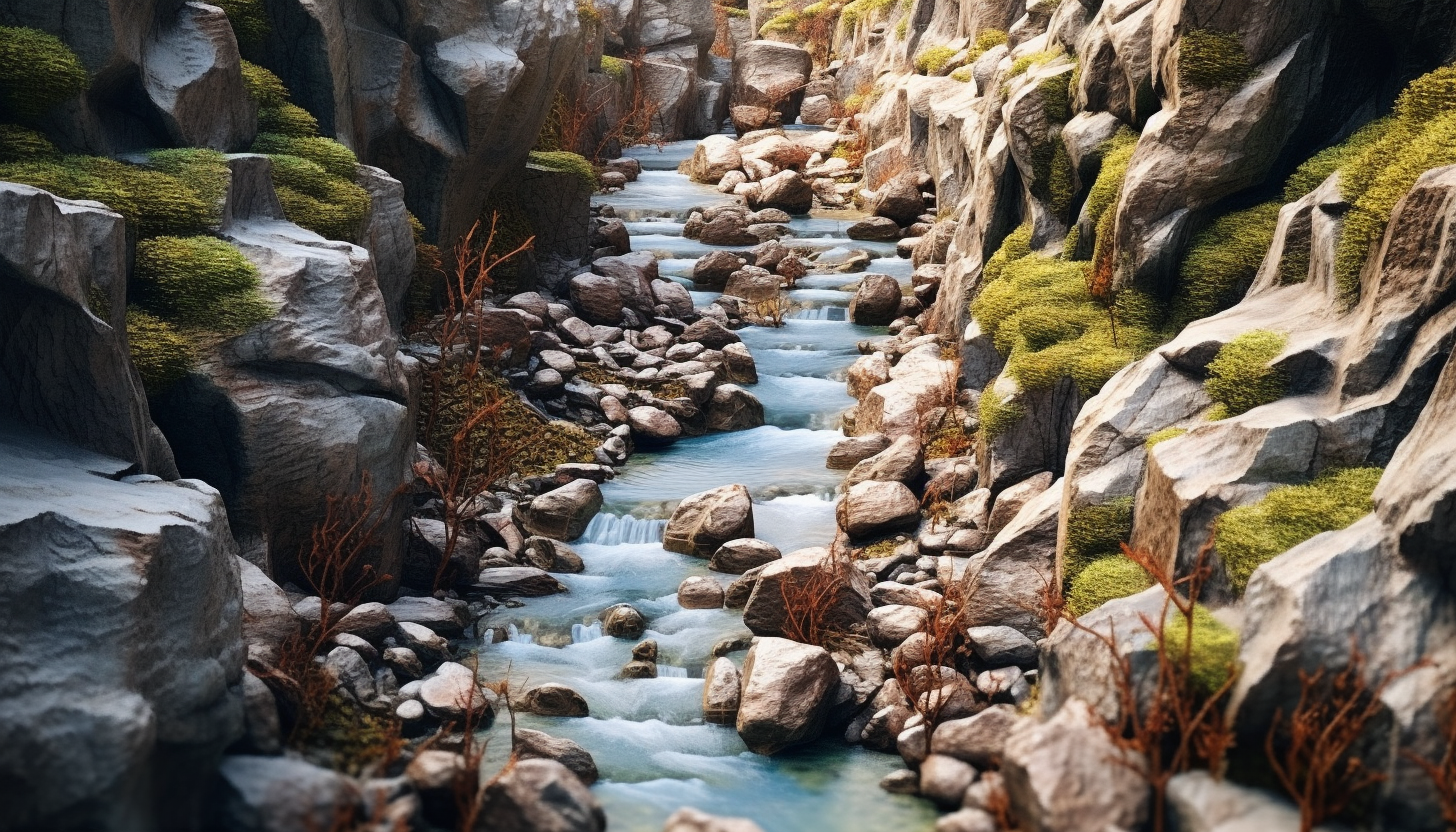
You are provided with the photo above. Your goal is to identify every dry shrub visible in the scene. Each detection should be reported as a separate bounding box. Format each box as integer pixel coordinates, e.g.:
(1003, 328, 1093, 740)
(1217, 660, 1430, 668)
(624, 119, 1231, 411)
(1051, 542, 1239, 832)
(747, 291, 789, 326)
(1267, 645, 1428, 832)
(553, 50, 665, 161)
(892, 586, 974, 726)
(1406, 688, 1456, 827)
(779, 543, 861, 649)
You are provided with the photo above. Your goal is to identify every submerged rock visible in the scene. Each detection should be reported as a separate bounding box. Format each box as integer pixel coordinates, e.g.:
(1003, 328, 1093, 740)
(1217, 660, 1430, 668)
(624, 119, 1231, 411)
(662, 807, 765, 832)
(520, 684, 590, 718)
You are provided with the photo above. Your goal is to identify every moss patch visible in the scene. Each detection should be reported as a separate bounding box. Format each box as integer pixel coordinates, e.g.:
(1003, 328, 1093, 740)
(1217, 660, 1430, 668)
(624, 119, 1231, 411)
(1062, 497, 1134, 592)
(1163, 604, 1240, 696)
(1075, 129, 1138, 262)
(0, 156, 217, 237)
(0, 124, 58, 162)
(1168, 202, 1280, 330)
(1145, 427, 1187, 449)
(1178, 29, 1253, 90)
(1214, 467, 1382, 594)
(1204, 329, 1286, 419)
(1067, 555, 1151, 617)
(0, 26, 88, 123)
(265, 153, 370, 242)
(125, 308, 196, 394)
(915, 45, 958, 76)
(134, 235, 272, 333)
(977, 386, 1025, 440)
(146, 148, 231, 220)
(600, 56, 631, 82)
(214, 0, 270, 47)
(1009, 49, 1062, 80)
(528, 150, 597, 191)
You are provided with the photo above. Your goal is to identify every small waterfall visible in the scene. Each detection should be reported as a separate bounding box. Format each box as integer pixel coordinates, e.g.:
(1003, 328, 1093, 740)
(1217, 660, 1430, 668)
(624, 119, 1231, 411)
(582, 513, 668, 545)
(505, 623, 534, 645)
(572, 621, 604, 643)
(657, 665, 689, 678)
(790, 306, 847, 321)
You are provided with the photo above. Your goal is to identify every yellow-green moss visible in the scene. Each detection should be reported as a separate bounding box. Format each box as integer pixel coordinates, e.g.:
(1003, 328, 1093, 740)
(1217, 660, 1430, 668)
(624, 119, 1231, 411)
(1163, 604, 1240, 695)
(134, 236, 272, 333)
(977, 386, 1025, 439)
(0, 26, 88, 123)
(1203, 329, 1287, 419)
(146, 148, 230, 221)
(1067, 555, 1151, 617)
(1063, 497, 1135, 590)
(1177, 29, 1253, 91)
(214, 0, 270, 46)
(265, 153, 371, 242)
(1282, 118, 1391, 202)
(1009, 49, 1062, 79)
(600, 55, 631, 82)
(950, 66, 974, 83)
(841, 0, 900, 28)
(1168, 202, 1280, 330)
(761, 11, 801, 36)
(125, 308, 196, 394)
(0, 156, 216, 237)
(578, 0, 603, 26)
(1214, 467, 1382, 594)
(971, 29, 1008, 59)
(894, 17, 909, 40)
(1145, 427, 1187, 449)
(0, 124, 58, 162)
(982, 223, 1033, 284)
(1333, 67, 1456, 304)
(528, 150, 597, 191)
(853, 537, 901, 559)
(252, 133, 358, 179)
(915, 45, 957, 75)
(240, 60, 290, 109)
(1077, 129, 1138, 262)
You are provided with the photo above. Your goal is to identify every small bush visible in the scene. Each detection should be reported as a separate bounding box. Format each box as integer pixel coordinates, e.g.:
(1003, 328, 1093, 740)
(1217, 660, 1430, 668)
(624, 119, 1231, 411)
(1145, 427, 1187, 449)
(214, 0, 270, 46)
(0, 26, 88, 122)
(1178, 29, 1253, 90)
(1168, 202, 1280, 329)
(971, 29, 1008, 60)
(125, 308, 195, 394)
(1063, 497, 1135, 590)
(134, 236, 272, 333)
(1214, 467, 1382, 594)
(1204, 329, 1287, 419)
(1163, 604, 1240, 696)
(916, 45, 958, 75)
(1067, 555, 1151, 617)
(528, 149, 597, 191)
(0, 124, 58, 162)
(0, 156, 216, 237)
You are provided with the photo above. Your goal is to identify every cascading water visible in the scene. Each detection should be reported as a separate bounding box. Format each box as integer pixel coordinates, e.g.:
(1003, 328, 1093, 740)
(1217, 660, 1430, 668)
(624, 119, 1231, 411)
(475, 139, 937, 832)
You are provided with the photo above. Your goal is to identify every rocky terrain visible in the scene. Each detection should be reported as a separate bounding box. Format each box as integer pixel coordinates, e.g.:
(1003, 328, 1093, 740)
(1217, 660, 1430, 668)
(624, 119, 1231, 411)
(2, 0, 1456, 831)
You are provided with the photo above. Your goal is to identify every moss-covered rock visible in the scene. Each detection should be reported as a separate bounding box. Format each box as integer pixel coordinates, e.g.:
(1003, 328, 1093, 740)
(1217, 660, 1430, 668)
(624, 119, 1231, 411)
(1168, 202, 1280, 330)
(1066, 555, 1151, 617)
(1162, 604, 1240, 696)
(0, 156, 217, 237)
(1203, 329, 1286, 419)
(214, 0, 270, 47)
(527, 150, 596, 191)
(134, 235, 273, 333)
(0, 125, 58, 162)
(0, 26, 88, 123)
(1076, 129, 1138, 262)
(977, 386, 1025, 440)
(1062, 497, 1134, 591)
(1214, 467, 1382, 594)
(600, 56, 630, 83)
(1144, 427, 1187, 449)
(146, 148, 231, 219)
(265, 153, 371, 243)
(252, 134, 359, 179)
(125, 308, 196, 395)
(1177, 29, 1253, 91)
(915, 45, 957, 76)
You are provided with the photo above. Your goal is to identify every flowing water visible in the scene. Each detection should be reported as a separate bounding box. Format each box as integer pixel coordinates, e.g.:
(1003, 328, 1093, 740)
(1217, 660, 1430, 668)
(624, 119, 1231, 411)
(476, 140, 937, 832)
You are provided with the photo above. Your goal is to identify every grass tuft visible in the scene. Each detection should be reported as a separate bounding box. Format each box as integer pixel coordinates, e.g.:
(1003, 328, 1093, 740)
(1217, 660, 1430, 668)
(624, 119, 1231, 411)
(1203, 329, 1286, 419)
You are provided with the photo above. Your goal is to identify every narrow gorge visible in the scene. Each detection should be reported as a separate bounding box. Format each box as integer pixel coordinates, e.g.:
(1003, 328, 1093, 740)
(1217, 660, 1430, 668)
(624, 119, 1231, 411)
(1, 1, 1454, 831)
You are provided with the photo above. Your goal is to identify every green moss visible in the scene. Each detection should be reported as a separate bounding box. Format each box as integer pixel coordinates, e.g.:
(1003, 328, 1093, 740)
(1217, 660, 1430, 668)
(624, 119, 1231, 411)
(0, 156, 216, 237)
(950, 66, 974, 83)
(1203, 329, 1287, 418)
(240, 60, 290, 109)
(600, 55, 631, 83)
(982, 223, 1033, 284)
(1168, 202, 1280, 330)
(1063, 497, 1135, 590)
(894, 17, 909, 40)
(915, 45, 957, 75)
(125, 308, 195, 394)
(528, 150, 597, 191)
(0, 124, 58, 162)
(1333, 67, 1456, 304)
(1067, 555, 1151, 617)
(1078, 129, 1139, 263)
(259, 102, 320, 138)
(265, 153, 371, 242)
(841, 0, 899, 28)
(761, 11, 801, 36)
(1283, 118, 1391, 202)
(971, 29, 1008, 59)
(1009, 49, 1062, 79)
(853, 537, 901, 559)
(721, 6, 750, 18)
(0, 26, 88, 123)
(1145, 427, 1187, 449)
(1178, 29, 1253, 91)
(252, 133, 358, 179)
(1214, 467, 1382, 594)
(146, 148, 230, 220)
(293, 691, 405, 776)
(214, 0, 270, 46)
(977, 386, 1025, 439)
(578, 0, 603, 26)
(134, 236, 272, 333)
(1163, 604, 1240, 696)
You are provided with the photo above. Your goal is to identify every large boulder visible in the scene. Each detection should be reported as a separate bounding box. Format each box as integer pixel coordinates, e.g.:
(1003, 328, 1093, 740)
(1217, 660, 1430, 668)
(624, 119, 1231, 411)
(845, 434, 924, 486)
(664, 484, 755, 557)
(514, 729, 599, 785)
(710, 537, 782, 574)
(960, 479, 1062, 640)
(707, 384, 766, 431)
(848, 274, 903, 326)
(570, 273, 626, 325)
(736, 637, 839, 754)
(693, 250, 748, 288)
(871, 174, 926, 227)
(515, 479, 604, 541)
(213, 755, 359, 832)
(731, 41, 813, 125)
(475, 758, 605, 832)
(741, 547, 873, 637)
(0, 426, 244, 831)
(836, 480, 920, 538)
(685, 134, 744, 184)
(749, 170, 814, 215)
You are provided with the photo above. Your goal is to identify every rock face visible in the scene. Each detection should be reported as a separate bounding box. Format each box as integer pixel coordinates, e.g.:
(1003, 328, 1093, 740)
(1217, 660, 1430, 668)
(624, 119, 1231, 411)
(736, 637, 839, 755)
(731, 41, 813, 126)
(0, 425, 243, 831)
(155, 158, 414, 593)
(664, 484, 755, 557)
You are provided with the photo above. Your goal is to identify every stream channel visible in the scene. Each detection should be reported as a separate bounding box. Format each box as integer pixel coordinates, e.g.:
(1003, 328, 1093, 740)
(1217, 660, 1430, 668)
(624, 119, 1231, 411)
(477, 136, 939, 832)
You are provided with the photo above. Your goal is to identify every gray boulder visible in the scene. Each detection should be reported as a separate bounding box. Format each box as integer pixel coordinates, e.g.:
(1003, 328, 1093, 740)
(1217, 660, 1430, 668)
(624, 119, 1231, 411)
(736, 637, 839, 755)
(515, 728, 599, 785)
(845, 434, 925, 486)
(731, 41, 813, 125)
(214, 755, 359, 832)
(837, 480, 920, 538)
(475, 758, 605, 832)
(664, 484, 755, 557)
(515, 479, 603, 541)
(742, 547, 873, 637)
(709, 538, 782, 574)
(849, 274, 904, 326)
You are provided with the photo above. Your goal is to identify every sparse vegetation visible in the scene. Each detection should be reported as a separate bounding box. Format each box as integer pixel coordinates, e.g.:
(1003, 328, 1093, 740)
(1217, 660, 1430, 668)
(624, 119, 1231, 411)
(1203, 329, 1287, 419)
(1213, 467, 1382, 594)
(977, 386, 1025, 440)
(1062, 497, 1135, 597)
(1145, 427, 1188, 449)
(1008, 48, 1063, 80)
(527, 150, 597, 191)
(0, 26, 88, 123)
(1178, 29, 1253, 90)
